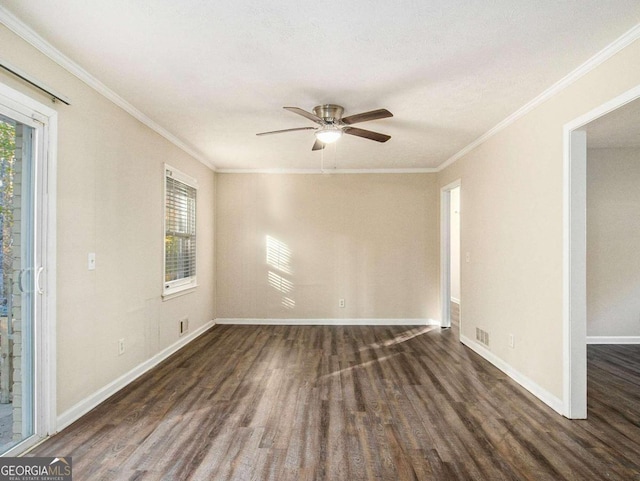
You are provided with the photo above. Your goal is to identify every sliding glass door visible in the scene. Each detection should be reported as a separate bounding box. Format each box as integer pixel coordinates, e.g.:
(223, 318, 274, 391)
(0, 105, 46, 454)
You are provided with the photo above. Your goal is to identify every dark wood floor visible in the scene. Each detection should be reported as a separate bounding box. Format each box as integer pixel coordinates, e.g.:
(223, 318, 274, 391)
(29, 322, 640, 480)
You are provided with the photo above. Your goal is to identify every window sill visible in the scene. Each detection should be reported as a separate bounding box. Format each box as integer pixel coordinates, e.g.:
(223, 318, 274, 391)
(162, 284, 198, 301)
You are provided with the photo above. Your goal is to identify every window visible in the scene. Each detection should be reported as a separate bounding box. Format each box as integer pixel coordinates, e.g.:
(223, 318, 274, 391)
(164, 165, 197, 297)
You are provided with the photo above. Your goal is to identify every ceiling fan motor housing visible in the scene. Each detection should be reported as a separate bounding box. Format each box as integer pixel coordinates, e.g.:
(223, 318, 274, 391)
(313, 104, 344, 123)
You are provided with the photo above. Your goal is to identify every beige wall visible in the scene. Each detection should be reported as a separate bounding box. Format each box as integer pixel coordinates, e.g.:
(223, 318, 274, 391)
(587, 147, 640, 337)
(438, 39, 640, 399)
(0, 25, 216, 415)
(216, 173, 440, 320)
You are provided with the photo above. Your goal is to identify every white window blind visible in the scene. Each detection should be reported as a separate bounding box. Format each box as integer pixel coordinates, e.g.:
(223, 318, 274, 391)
(164, 166, 197, 296)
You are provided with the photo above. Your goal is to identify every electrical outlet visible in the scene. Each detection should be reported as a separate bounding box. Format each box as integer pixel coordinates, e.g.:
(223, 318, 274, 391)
(118, 338, 125, 356)
(339, 299, 345, 308)
(509, 334, 515, 348)
(88, 253, 96, 271)
(179, 318, 189, 336)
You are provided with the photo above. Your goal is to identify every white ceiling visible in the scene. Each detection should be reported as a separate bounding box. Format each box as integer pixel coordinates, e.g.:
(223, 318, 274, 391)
(3, 1, 640, 170)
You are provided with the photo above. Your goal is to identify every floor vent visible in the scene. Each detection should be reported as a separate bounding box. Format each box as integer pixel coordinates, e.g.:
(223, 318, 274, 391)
(476, 327, 490, 347)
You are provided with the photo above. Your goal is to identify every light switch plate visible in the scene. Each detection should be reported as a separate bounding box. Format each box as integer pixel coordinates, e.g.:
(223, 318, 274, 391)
(88, 253, 96, 270)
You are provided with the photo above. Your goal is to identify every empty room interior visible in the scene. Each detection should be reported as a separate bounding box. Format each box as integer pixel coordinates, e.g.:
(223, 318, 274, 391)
(0, 1, 639, 479)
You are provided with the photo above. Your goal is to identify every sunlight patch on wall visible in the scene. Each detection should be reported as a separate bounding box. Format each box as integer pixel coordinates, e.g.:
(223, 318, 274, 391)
(266, 236, 295, 310)
(266, 235, 292, 274)
(268, 271, 293, 293)
(282, 297, 295, 309)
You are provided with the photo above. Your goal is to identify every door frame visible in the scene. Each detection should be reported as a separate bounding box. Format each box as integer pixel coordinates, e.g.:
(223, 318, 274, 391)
(440, 179, 461, 329)
(563, 84, 640, 419)
(0, 81, 57, 453)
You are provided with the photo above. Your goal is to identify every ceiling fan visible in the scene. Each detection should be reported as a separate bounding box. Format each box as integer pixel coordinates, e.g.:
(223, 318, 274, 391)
(256, 104, 393, 151)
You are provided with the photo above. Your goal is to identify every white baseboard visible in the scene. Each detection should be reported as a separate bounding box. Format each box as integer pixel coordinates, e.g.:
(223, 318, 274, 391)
(215, 318, 441, 326)
(586, 336, 640, 344)
(56, 320, 216, 431)
(460, 334, 564, 415)
(450, 297, 460, 305)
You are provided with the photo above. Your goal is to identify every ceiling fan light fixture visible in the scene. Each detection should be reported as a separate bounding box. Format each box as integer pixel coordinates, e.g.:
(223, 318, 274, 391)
(315, 126, 343, 144)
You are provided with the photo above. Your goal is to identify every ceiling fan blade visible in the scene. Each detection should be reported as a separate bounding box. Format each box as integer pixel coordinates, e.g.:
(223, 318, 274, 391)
(312, 139, 326, 151)
(342, 109, 393, 125)
(283, 107, 324, 124)
(256, 127, 316, 136)
(344, 127, 391, 143)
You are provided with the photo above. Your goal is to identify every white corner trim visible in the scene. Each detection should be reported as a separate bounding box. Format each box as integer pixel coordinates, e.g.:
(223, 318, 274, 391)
(450, 297, 460, 305)
(586, 336, 640, 344)
(437, 22, 640, 172)
(56, 320, 216, 432)
(215, 318, 440, 326)
(215, 168, 438, 174)
(0, 5, 216, 171)
(460, 334, 564, 415)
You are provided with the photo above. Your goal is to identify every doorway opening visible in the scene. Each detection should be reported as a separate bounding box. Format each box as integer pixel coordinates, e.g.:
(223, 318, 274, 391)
(563, 84, 640, 419)
(440, 180, 461, 330)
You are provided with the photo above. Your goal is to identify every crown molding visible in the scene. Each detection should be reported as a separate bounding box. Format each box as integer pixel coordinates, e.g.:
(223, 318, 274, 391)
(437, 22, 640, 172)
(0, 5, 216, 171)
(4, 4, 637, 175)
(215, 167, 438, 174)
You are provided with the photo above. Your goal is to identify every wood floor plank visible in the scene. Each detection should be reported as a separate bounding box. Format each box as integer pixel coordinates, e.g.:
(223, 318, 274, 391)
(27, 324, 640, 480)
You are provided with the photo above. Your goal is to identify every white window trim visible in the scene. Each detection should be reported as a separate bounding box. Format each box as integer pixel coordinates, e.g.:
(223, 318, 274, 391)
(163, 164, 198, 299)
